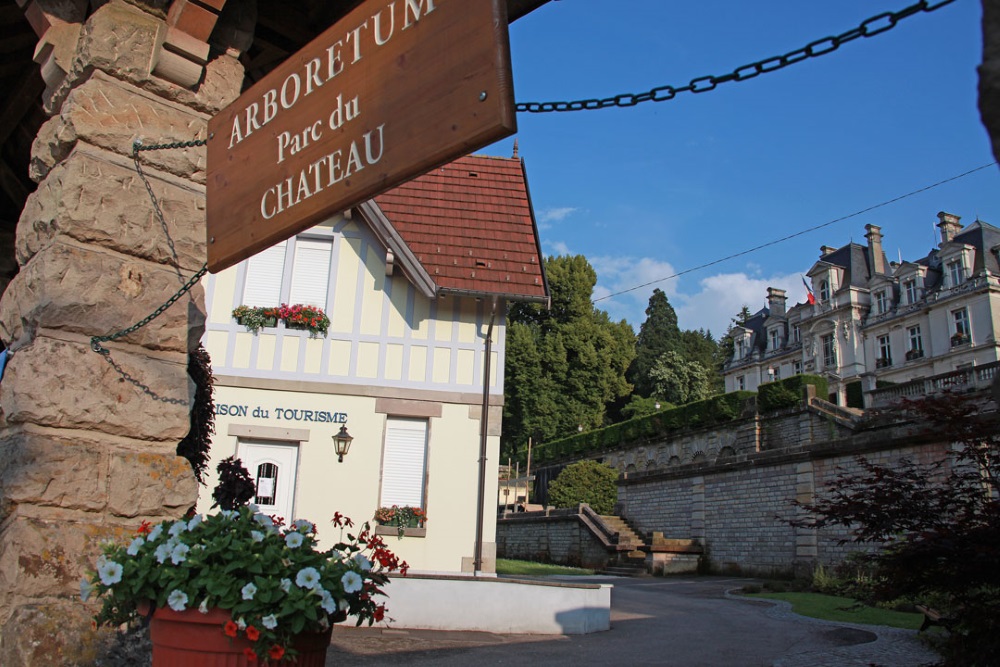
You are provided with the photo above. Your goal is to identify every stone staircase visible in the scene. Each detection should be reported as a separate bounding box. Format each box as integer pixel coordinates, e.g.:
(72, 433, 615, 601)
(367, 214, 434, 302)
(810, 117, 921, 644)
(598, 515, 649, 576)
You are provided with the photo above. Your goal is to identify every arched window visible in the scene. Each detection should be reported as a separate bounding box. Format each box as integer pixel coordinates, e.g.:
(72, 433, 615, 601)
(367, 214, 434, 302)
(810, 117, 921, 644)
(255, 462, 278, 506)
(819, 280, 830, 302)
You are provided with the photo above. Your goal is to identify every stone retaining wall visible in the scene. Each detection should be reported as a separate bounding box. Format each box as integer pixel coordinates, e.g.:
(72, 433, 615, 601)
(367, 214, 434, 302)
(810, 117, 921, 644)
(496, 509, 612, 570)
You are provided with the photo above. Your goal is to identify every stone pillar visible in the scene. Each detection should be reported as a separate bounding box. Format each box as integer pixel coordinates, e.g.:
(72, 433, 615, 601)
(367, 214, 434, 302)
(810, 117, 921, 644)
(792, 461, 818, 577)
(0, 2, 242, 663)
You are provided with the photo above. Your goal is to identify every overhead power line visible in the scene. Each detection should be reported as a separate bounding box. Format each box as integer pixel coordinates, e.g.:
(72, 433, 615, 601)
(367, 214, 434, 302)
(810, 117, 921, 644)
(515, 0, 959, 113)
(593, 161, 999, 302)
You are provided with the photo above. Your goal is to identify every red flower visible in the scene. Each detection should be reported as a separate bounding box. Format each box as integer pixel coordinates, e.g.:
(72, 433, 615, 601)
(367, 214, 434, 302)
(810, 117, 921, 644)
(224, 621, 239, 637)
(243, 647, 258, 661)
(136, 520, 152, 535)
(374, 604, 385, 622)
(268, 645, 286, 660)
(246, 625, 260, 641)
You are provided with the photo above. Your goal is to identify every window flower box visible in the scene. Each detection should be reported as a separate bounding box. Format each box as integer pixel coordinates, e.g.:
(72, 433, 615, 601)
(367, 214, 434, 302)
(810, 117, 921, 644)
(232, 306, 280, 334)
(233, 304, 330, 337)
(905, 349, 924, 361)
(875, 357, 892, 369)
(951, 333, 969, 347)
(374, 505, 427, 538)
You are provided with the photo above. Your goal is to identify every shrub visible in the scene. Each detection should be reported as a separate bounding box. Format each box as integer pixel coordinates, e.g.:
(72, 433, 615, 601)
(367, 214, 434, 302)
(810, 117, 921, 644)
(547, 460, 619, 515)
(758, 374, 827, 412)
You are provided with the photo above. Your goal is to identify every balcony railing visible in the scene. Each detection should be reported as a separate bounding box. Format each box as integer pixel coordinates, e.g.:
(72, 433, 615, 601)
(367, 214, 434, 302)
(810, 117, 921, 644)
(868, 361, 1000, 408)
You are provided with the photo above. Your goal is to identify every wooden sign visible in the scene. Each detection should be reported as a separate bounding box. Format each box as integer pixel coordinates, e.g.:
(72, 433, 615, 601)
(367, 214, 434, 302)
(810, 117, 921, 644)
(206, 0, 516, 273)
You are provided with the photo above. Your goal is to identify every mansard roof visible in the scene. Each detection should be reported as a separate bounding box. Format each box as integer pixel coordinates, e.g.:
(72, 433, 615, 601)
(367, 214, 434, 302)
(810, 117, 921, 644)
(362, 153, 549, 304)
(809, 243, 878, 291)
(951, 220, 1000, 275)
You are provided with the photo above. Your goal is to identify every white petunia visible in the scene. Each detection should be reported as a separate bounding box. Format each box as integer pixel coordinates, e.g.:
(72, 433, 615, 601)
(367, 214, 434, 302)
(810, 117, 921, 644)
(147, 524, 164, 542)
(284, 532, 304, 549)
(97, 560, 123, 586)
(320, 590, 338, 614)
(251, 531, 265, 543)
(352, 553, 372, 572)
(338, 598, 350, 613)
(126, 537, 145, 556)
(241, 582, 257, 600)
(187, 514, 203, 530)
(168, 521, 188, 537)
(198, 598, 210, 614)
(220, 509, 237, 520)
(236, 617, 247, 631)
(167, 589, 188, 612)
(341, 571, 363, 594)
(292, 519, 315, 533)
(280, 578, 292, 593)
(253, 513, 274, 529)
(295, 567, 321, 590)
(80, 578, 93, 602)
(170, 543, 190, 565)
(154, 542, 172, 564)
(262, 614, 278, 630)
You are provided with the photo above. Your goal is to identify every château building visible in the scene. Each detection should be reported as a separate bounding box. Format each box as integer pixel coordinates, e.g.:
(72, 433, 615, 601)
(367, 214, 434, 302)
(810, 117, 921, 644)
(723, 212, 1000, 407)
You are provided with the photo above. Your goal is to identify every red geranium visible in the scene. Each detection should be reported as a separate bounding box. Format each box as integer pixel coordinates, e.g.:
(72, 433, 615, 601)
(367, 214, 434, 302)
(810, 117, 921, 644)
(224, 620, 239, 638)
(268, 645, 286, 661)
(246, 625, 260, 641)
(243, 647, 258, 661)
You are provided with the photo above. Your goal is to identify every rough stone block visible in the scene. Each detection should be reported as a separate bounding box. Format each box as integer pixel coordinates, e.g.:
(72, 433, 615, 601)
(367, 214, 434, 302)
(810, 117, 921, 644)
(0, 600, 113, 667)
(0, 334, 191, 441)
(0, 240, 204, 353)
(31, 71, 210, 183)
(0, 430, 107, 513)
(21, 143, 207, 271)
(107, 450, 197, 518)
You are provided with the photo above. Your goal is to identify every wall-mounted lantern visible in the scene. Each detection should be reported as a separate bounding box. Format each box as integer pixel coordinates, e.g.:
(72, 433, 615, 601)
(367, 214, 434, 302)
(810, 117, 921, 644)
(332, 424, 354, 463)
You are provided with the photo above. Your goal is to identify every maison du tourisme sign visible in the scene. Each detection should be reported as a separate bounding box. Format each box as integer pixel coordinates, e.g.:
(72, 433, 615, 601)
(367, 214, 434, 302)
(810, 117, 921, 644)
(206, 0, 516, 273)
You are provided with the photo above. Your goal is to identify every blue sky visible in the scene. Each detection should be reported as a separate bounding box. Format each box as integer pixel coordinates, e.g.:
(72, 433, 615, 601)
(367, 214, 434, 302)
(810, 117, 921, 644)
(487, 0, 999, 337)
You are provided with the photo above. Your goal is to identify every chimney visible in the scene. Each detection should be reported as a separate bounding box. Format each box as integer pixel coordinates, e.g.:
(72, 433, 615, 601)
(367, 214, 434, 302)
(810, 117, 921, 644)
(937, 211, 962, 245)
(865, 224, 886, 275)
(766, 287, 787, 317)
(820, 245, 837, 257)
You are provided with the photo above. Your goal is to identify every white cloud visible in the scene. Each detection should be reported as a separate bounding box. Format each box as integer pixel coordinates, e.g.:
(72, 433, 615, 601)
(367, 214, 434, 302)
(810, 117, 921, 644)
(538, 207, 579, 224)
(545, 240, 573, 256)
(584, 254, 811, 339)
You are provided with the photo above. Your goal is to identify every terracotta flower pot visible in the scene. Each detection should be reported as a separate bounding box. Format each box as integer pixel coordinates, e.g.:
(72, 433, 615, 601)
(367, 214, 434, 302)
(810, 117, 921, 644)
(150, 606, 332, 666)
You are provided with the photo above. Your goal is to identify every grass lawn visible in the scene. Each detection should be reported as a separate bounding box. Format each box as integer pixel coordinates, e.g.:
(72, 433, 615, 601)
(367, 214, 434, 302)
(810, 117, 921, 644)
(746, 591, 923, 630)
(495, 559, 595, 577)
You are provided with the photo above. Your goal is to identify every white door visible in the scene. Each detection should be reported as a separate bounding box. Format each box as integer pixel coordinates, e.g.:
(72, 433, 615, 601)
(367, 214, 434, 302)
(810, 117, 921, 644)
(237, 440, 299, 523)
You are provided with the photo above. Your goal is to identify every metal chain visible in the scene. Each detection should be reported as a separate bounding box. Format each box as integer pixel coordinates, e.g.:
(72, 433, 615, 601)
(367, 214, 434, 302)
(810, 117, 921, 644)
(514, 0, 958, 113)
(90, 138, 209, 359)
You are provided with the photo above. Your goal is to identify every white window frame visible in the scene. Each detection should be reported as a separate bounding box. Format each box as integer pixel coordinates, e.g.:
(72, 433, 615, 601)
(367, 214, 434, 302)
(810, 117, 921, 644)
(819, 280, 830, 303)
(792, 324, 801, 343)
(947, 259, 964, 287)
(953, 308, 971, 338)
(877, 335, 891, 366)
(874, 289, 888, 314)
(822, 333, 836, 368)
(792, 360, 802, 375)
(735, 375, 745, 391)
(769, 329, 780, 351)
(903, 279, 918, 304)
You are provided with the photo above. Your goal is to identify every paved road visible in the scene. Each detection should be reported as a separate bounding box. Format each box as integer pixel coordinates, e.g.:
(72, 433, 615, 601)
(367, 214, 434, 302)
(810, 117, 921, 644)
(327, 575, 939, 666)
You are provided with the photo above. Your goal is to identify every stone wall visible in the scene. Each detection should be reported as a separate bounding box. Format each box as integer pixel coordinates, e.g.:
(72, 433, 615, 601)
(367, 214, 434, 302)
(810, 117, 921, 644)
(496, 509, 612, 570)
(0, 2, 243, 663)
(617, 423, 950, 576)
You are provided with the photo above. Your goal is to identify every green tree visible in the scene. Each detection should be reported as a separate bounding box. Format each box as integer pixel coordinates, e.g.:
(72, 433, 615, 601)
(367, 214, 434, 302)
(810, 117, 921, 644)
(649, 351, 712, 405)
(627, 288, 680, 398)
(503, 255, 635, 459)
(717, 304, 753, 366)
(547, 459, 619, 515)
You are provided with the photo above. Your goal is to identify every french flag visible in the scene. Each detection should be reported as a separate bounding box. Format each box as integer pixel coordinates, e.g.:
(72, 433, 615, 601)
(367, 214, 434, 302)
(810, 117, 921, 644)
(802, 275, 816, 305)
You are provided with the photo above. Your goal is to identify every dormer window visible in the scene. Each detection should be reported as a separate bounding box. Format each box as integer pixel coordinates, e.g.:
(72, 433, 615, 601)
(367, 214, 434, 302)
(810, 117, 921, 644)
(792, 324, 801, 343)
(769, 329, 780, 351)
(947, 259, 964, 287)
(874, 289, 889, 314)
(903, 279, 918, 304)
(818, 280, 830, 302)
(735, 338, 746, 359)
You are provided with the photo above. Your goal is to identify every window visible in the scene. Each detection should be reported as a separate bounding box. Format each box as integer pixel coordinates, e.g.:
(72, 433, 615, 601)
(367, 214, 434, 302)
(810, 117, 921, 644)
(874, 289, 888, 314)
(243, 241, 287, 307)
(771, 366, 781, 381)
(877, 335, 891, 368)
(947, 260, 964, 287)
(736, 375, 745, 391)
(818, 280, 830, 303)
(243, 236, 333, 310)
(903, 279, 918, 304)
(822, 334, 836, 368)
(907, 325, 923, 360)
(792, 325, 801, 343)
(735, 338, 746, 359)
(792, 360, 802, 375)
(380, 418, 428, 509)
(952, 308, 970, 345)
(769, 329, 780, 351)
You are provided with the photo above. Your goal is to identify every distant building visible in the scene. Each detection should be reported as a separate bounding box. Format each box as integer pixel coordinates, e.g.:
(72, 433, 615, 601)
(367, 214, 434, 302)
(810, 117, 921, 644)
(723, 212, 1000, 407)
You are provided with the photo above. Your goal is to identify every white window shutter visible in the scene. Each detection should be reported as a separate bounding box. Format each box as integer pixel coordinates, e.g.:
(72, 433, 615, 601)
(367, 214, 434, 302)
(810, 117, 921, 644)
(380, 418, 427, 508)
(288, 239, 332, 308)
(243, 241, 287, 307)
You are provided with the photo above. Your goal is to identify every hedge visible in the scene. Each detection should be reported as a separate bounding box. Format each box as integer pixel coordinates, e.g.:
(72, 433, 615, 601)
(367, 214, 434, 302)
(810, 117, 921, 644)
(757, 374, 828, 413)
(528, 391, 757, 466)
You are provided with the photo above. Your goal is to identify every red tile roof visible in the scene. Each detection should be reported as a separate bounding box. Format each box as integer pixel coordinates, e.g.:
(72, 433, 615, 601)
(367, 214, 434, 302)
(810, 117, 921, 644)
(374, 154, 548, 303)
